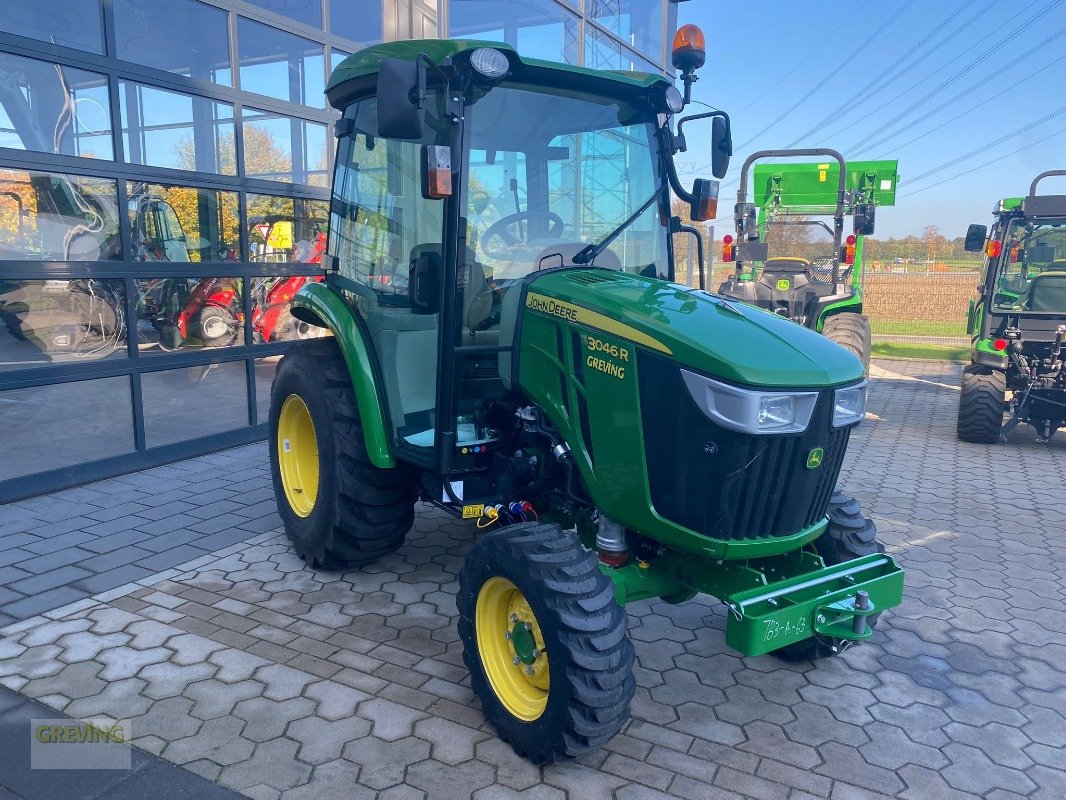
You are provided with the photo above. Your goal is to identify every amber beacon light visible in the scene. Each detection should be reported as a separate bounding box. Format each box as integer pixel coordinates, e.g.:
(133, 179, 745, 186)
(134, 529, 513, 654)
(672, 24, 706, 73)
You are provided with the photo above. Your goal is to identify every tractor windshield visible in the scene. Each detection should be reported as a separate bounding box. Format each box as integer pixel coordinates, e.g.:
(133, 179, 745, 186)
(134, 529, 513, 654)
(463, 84, 668, 280)
(992, 217, 1066, 312)
(744, 217, 839, 280)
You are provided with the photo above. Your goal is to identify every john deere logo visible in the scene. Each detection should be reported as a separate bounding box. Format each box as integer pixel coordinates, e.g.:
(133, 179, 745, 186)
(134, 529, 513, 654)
(776, 278, 791, 291)
(806, 448, 825, 469)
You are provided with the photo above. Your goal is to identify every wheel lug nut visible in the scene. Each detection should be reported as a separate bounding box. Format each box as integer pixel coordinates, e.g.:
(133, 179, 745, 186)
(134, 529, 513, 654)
(523, 622, 532, 632)
(504, 631, 512, 640)
(526, 666, 535, 675)
(512, 656, 521, 665)
(531, 648, 539, 658)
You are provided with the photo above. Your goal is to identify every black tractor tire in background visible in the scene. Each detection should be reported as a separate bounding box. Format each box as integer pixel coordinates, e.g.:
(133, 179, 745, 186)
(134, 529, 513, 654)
(822, 312, 872, 373)
(194, 305, 241, 348)
(957, 366, 1006, 444)
(269, 338, 417, 569)
(457, 523, 635, 763)
(772, 491, 884, 662)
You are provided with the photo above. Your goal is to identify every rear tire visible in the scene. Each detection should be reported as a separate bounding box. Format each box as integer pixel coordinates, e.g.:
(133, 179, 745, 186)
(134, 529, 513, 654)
(822, 313, 871, 373)
(457, 523, 635, 763)
(771, 491, 884, 662)
(957, 366, 1006, 443)
(269, 338, 416, 569)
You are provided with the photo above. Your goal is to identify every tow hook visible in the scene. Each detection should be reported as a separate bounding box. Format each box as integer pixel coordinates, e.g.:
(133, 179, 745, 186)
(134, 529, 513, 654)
(852, 590, 870, 635)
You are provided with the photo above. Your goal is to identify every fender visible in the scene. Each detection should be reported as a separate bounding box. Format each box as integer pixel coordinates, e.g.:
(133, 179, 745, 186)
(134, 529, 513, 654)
(290, 281, 396, 469)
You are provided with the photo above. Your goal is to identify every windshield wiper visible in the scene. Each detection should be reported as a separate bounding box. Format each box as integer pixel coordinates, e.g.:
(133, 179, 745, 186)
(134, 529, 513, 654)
(572, 186, 665, 265)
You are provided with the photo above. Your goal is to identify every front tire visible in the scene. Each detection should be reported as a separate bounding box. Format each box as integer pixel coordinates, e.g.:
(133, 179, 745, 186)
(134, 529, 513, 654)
(269, 338, 416, 569)
(822, 313, 872, 373)
(457, 523, 635, 763)
(772, 491, 884, 662)
(957, 366, 1006, 443)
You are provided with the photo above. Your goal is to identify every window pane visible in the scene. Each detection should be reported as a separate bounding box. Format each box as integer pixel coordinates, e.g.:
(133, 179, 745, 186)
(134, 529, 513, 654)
(584, 26, 659, 72)
(0, 169, 121, 260)
(448, 0, 579, 64)
(246, 195, 327, 263)
(128, 182, 240, 262)
(254, 355, 280, 423)
(134, 277, 244, 352)
(331, 48, 351, 72)
(242, 109, 328, 186)
(330, 2, 382, 45)
(119, 82, 236, 175)
(0, 279, 126, 370)
(141, 360, 248, 447)
(113, 0, 232, 85)
(0, 376, 134, 480)
(0, 53, 112, 159)
(244, 0, 321, 29)
(251, 275, 325, 343)
(237, 18, 325, 108)
(0, 0, 103, 54)
(589, 0, 664, 62)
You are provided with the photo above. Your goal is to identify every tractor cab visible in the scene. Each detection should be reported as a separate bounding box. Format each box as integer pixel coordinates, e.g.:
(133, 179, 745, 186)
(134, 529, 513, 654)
(717, 150, 898, 369)
(958, 170, 1066, 443)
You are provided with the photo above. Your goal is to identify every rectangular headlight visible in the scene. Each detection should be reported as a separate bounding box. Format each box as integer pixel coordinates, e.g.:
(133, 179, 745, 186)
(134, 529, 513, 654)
(681, 370, 818, 435)
(833, 382, 868, 428)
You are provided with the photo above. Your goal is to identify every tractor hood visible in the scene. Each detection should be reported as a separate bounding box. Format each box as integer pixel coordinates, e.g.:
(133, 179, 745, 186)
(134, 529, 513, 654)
(526, 270, 865, 389)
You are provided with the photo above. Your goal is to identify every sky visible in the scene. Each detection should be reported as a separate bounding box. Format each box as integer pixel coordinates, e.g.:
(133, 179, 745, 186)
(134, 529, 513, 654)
(674, 0, 1066, 238)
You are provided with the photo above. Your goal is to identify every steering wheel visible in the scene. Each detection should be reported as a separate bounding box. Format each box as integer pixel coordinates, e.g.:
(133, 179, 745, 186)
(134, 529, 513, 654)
(480, 211, 565, 260)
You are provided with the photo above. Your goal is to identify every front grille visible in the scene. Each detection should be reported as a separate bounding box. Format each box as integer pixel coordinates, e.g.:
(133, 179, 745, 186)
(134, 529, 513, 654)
(638, 353, 849, 540)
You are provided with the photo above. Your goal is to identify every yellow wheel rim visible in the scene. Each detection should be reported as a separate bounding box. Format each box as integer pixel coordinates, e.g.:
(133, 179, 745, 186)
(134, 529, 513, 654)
(475, 577, 550, 721)
(277, 394, 320, 518)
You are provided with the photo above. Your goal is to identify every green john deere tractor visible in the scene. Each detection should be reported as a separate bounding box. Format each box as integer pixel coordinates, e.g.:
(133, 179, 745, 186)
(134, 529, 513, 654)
(268, 34, 904, 763)
(717, 150, 899, 371)
(958, 169, 1066, 443)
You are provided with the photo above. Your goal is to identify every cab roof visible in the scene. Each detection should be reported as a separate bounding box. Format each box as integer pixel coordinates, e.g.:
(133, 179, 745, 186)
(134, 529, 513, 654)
(326, 39, 671, 109)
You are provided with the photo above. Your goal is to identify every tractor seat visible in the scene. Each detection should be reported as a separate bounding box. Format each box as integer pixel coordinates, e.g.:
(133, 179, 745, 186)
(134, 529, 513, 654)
(1025, 271, 1066, 313)
(761, 257, 811, 274)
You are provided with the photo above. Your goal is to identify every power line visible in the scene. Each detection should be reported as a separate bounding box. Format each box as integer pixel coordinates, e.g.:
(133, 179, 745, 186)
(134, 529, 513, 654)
(846, 1, 1061, 152)
(813, 0, 1001, 143)
(900, 126, 1066, 198)
(733, 0, 919, 151)
(856, 24, 1066, 156)
(783, 0, 974, 148)
(732, 2, 873, 116)
(902, 106, 1066, 187)
(873, 52, 1066, 157)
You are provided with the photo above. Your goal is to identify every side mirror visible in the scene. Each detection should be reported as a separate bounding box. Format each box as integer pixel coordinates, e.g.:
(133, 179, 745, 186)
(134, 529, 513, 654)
(409, 253, 440, 314)
(964, 224, 988, 253)
(689, 178, 719, 221)
(710, 116, 731, 179)
(377, 57, 424, 140)
(853, 204, 876, 236)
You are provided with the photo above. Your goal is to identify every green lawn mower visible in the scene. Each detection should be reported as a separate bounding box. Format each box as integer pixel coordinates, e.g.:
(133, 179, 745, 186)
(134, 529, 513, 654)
(958, 169, 1066, 443)
(717, 150, 899, 371)
(268, 33, 904, 763)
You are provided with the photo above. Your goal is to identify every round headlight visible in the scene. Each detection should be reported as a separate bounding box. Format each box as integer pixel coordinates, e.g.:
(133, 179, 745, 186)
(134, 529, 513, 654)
(664, 86, 685, 113)
(470, 48, 510, 79)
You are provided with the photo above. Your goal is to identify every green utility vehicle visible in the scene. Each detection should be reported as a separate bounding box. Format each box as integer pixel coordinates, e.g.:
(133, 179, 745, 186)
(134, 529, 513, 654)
(958, 169, 1066, 443)
(268, 34, 904, 763)
(718, 150, 899, 370)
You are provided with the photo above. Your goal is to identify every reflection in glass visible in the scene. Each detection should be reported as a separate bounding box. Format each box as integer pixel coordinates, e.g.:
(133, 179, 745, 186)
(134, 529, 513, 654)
(242, 109, 328, 186)
(0, 376, 134, 481)
(244, 0, 321, 29)
(127, 182, 240, 262)
(330, 1, 383, 44)
(113, 0, 232, 85)
(141, 360, 248, 447)
(589, 0, 664, 62)
(250, 275, 324, 343)
(0, 53, 113, 159)
(246, 194, 327, 263)
(135, 277, 244, 352)
(584, 26, 660, 72)
(237, 18, 325, 108)
(331, 48, 351, 72)
(448, 0, 579, 63)
(0, 169, 121, 260)
(119, 82, 236, 175)
(254, 356, 280, 424)
(0, 0, 104, 54)
(0, 279, 126, 369)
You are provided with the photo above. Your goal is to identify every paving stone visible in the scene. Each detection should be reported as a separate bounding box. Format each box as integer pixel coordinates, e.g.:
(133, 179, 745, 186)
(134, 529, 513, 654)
(303, 679, 368, 720)
(164, 715, 255, 767)
(232, 695, 316, 742)
(343, 735, 432, 790)
(404, 757, 495, 800)
(287, 714, 372, 764)
(356, 696, 429, 741)
(413, 716, 489, 764)
(279, 758, 375, 800)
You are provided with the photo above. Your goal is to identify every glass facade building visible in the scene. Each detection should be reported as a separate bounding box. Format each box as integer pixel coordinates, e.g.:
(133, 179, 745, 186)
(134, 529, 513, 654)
(0, 0, 679, 501)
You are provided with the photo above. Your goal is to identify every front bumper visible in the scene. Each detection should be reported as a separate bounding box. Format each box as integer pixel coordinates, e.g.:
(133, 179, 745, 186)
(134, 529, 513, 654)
(724, 553, 904, 656)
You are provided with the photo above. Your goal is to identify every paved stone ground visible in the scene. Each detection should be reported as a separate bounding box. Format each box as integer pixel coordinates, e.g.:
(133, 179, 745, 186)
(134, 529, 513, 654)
(1, 358, 1064, 800)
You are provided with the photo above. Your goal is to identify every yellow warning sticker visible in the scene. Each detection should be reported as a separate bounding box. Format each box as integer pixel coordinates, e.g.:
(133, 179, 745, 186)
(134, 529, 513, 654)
(462, 504, 485, 519)
(819, 170, 827, 182)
